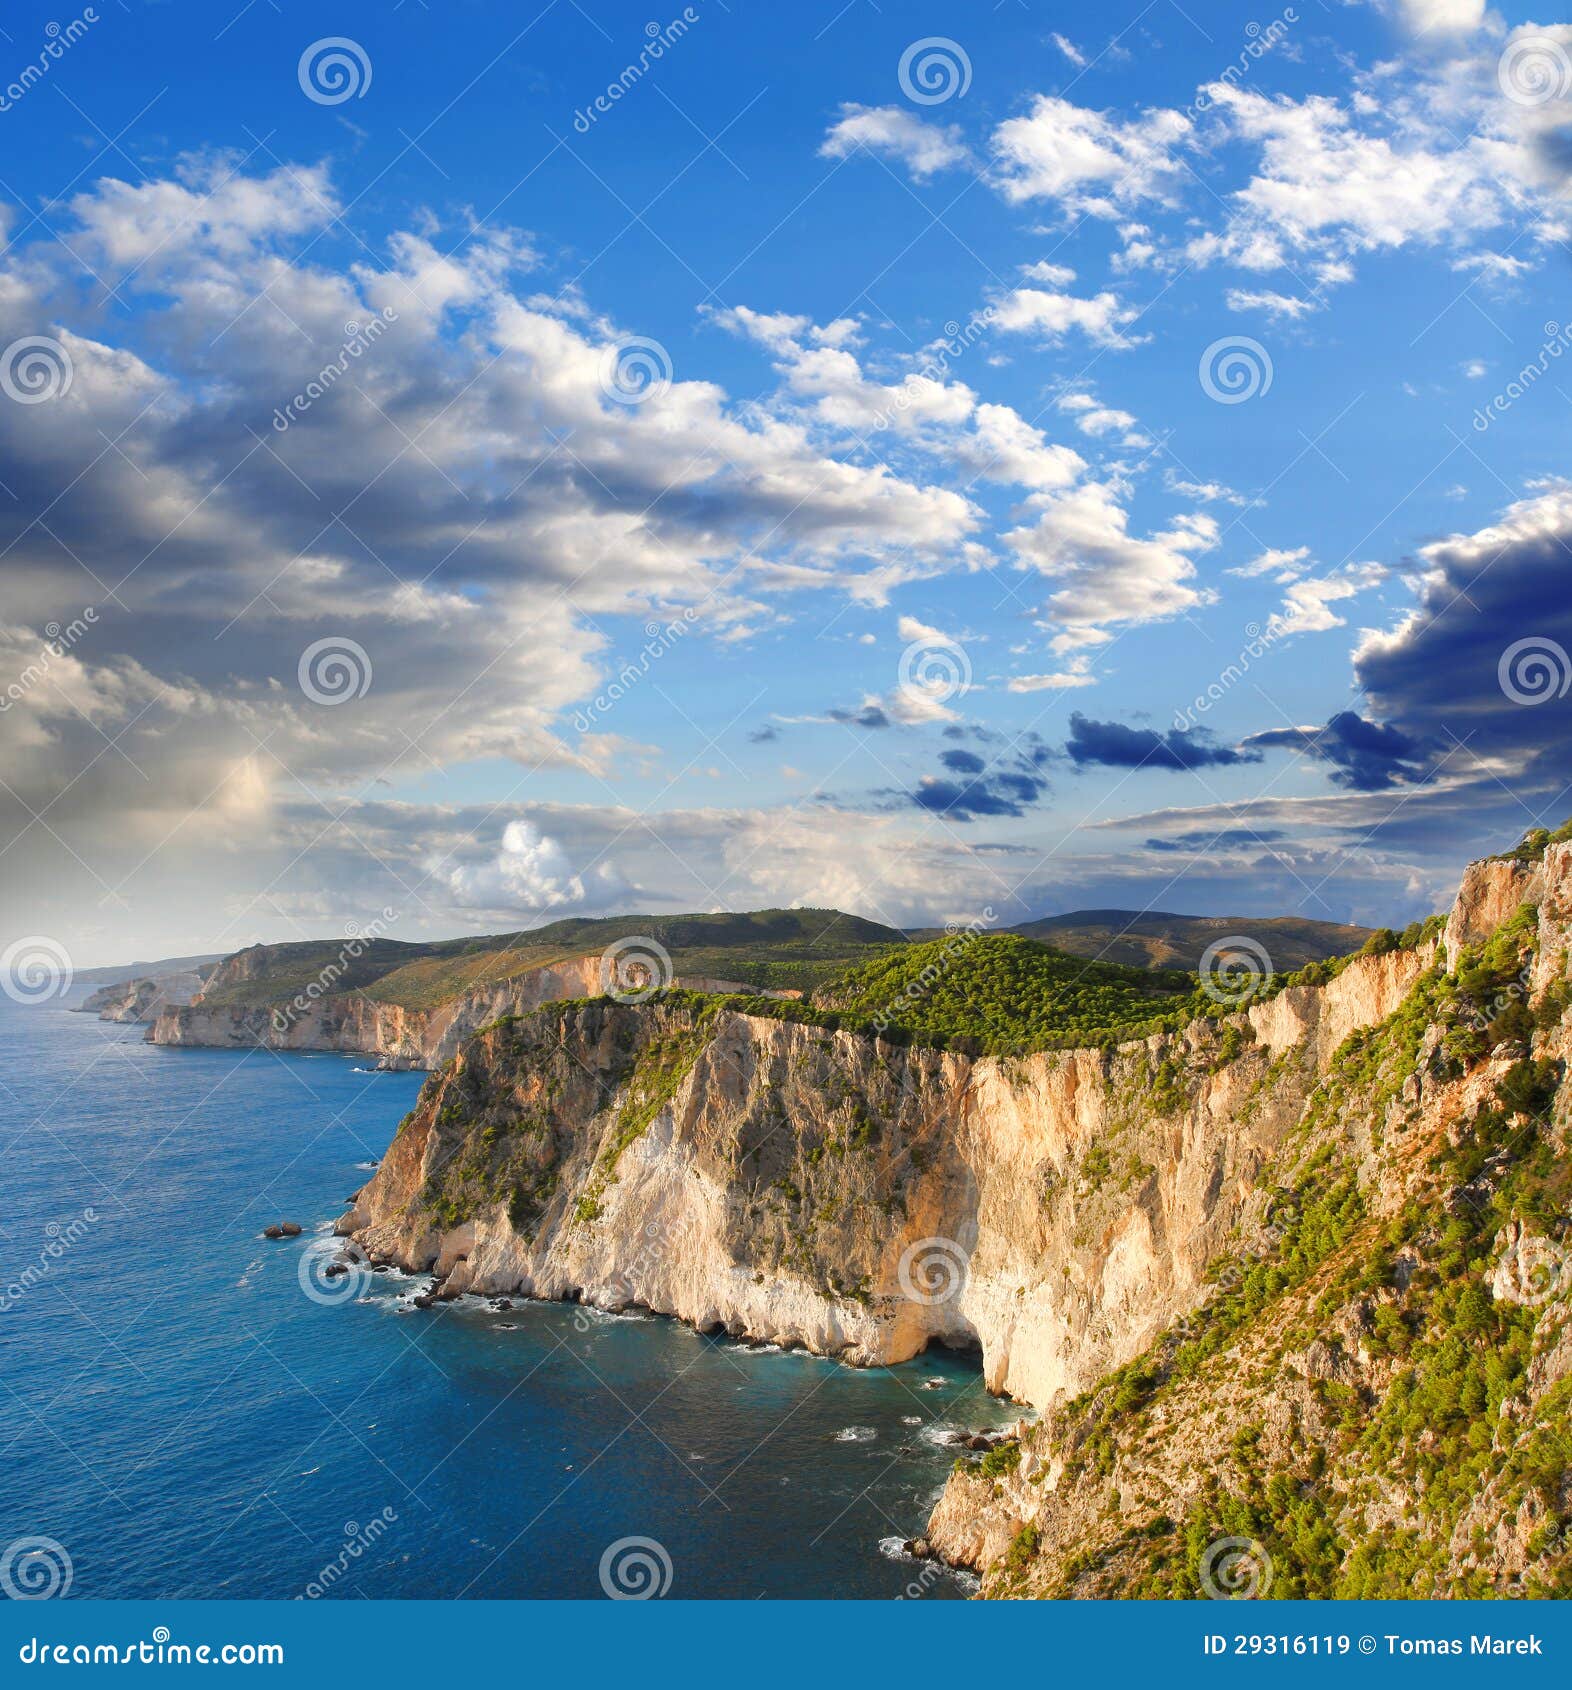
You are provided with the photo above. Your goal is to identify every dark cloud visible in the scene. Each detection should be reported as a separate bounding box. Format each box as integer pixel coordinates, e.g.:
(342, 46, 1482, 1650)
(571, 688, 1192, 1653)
(1066, 712, 1262, 772)
(906, 735, 1053, 820)
(828, 703, 891, 729)
(748, 725, 781, 743)
(1244, 710, 1433, 791)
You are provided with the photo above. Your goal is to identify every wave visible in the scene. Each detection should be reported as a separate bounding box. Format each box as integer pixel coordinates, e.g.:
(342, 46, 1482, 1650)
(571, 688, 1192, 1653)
(832, 1425, 877, 1443)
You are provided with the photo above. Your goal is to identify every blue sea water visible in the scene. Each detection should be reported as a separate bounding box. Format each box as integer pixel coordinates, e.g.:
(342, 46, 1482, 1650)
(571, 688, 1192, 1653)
(0, 994, 1003, 1600)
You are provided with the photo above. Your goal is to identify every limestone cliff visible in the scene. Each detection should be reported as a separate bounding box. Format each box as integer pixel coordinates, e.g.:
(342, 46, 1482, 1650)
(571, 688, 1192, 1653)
(332, 840, 1572, 1598)
(340, 924, 1429, 1405)
(922, 841, 1572, 1598)
(148, 954, 777, 1070)
(77, 970, 204, 1023)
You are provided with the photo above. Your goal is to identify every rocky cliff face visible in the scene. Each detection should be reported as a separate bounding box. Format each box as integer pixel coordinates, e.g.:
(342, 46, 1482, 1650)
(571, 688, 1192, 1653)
(78, 970, 204, 1023)
(333, 843, 1572, 1599)
(923, 841, 1572, 1599)
(148, 956, 782, 1069)
(340, 926, 1429, 1406)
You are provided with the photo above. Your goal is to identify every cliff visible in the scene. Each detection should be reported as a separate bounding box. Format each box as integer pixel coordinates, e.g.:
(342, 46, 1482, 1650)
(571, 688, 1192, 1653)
(340, 925, 1429, 1405)
(149, 955, 784, 1070)
(334, 838, 1572, 1598)
(922, 840, 1572, 1598)
(78, 970, 204, 1023)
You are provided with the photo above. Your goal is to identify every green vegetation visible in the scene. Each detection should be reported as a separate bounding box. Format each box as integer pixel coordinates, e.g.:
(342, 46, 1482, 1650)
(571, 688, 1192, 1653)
(811, 933, 1196, 1056)
(1025, 893, 1572, 1601)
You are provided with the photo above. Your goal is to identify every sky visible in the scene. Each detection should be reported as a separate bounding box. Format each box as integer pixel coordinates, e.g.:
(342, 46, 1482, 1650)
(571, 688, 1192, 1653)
(1, 0, 1571, 969)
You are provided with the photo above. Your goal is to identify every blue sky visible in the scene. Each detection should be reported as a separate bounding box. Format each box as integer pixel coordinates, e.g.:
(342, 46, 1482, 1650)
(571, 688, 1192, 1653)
(2, 0, 1571, 965)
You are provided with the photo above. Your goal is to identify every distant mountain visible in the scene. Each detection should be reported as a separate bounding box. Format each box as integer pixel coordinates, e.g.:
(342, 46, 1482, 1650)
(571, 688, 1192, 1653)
(72, 952, 226, 987)
(1007, 909, 1374, 973)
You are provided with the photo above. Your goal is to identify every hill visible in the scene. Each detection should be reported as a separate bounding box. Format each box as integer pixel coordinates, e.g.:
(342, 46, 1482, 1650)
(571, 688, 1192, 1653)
(810, 932, 1196, 1053)
(1008, 909, 1374, 972)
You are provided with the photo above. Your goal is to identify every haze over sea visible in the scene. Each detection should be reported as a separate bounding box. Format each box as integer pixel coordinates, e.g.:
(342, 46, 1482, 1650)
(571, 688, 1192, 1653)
(0, 993, 996, 1599)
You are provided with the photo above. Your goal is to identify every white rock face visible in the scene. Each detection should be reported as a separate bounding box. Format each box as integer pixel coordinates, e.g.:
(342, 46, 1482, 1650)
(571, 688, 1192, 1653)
(341, 932, 1434, 1410)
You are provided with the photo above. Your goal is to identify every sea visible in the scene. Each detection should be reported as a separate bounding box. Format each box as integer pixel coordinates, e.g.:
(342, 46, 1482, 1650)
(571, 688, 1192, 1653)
(0, 992, 1004, 1600)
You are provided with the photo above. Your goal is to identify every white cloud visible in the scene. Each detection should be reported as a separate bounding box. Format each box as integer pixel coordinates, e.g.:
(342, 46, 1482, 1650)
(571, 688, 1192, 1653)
(433, 820, 631, 915)
(990, 285, 1139, 347)
(1056, 389, 1141, 438)
(1050, 33, 1088, 69)
(990, 95, 1192, 217)
(1225, 287, 1318, 319)
(1266, 563, 1386, 637)
(1229, 545, 1312, 580)
(1395, 0, 1486, 36)
(1007, 481, 1218, 644)
(820, 104, 970, 179)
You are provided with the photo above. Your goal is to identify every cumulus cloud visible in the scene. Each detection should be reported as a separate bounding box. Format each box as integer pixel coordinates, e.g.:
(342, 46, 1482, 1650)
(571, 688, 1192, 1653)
(1006, 483, 1218, 646)
(990, 96, 1193, 217)
(819, 104, 970, 178)
(433, 820, 632, 916)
